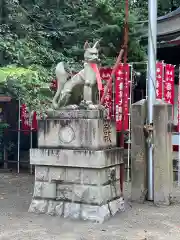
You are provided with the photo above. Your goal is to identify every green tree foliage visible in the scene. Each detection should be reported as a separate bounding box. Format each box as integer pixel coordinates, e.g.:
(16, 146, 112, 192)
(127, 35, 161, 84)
(0, 0, 148, 110)
(158, 0, 180, 16)
(131, 0, 180, 20)
(0, 66, 52, 112)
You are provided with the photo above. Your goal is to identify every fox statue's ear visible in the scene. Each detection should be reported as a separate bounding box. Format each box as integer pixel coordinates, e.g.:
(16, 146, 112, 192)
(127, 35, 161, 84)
(93, 39, 101, 49)
(84, 41, 91, 50)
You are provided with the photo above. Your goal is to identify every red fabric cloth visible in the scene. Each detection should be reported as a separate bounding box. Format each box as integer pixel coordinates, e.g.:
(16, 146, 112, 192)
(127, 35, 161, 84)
(90, 63, 102, 91)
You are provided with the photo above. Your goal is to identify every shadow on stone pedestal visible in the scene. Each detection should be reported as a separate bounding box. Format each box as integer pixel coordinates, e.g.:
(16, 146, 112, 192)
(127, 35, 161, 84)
(29, 109, 124, 223)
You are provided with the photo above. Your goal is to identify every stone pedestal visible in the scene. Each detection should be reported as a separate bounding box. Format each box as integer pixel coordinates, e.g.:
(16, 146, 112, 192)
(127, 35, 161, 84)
(29, 109, 124, 223)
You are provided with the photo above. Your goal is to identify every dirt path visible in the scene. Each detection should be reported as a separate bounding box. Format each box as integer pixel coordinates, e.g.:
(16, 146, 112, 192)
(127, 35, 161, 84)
(0, 173, 180, 240)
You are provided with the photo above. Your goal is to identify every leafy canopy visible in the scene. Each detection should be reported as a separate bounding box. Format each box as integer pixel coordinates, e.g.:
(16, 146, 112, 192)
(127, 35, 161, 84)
(131, 0, 180, 20)
(3, 0, 178, 110)
(0, 66, 52, 112)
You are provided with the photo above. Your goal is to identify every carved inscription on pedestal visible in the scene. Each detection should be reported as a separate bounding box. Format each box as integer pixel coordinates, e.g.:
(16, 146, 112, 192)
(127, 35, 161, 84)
(103, 121, 112, 143)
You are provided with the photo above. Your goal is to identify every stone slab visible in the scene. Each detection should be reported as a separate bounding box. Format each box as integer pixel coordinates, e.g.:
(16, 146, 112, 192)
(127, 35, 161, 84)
(28, 197, 125, 223)
(38, 118, 116, 149)
(56, 181, 120, 204)
(47, 201, 64, 216)
(30, 148, 123, 168)
(153, 100, 173, 205)
(35, 165, 120, 185)
(33, 182, 56, 199)
(28, 199, 48, 214)
(45, 109, 107, 119)
(131, 99, 147, 202)
(35, 166, 49, 181)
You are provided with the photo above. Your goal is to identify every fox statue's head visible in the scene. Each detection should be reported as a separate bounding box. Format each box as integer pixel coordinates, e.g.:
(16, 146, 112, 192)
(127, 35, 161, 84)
(84, 40, 101, 63)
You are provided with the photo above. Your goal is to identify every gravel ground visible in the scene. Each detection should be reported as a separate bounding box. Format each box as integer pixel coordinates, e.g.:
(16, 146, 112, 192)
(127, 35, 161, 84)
(0, 173, 180, 240)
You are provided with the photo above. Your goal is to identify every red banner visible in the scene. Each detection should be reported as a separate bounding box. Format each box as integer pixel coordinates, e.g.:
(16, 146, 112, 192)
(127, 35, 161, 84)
(178, 69, 180, 132)
(21, 104, 30, 134)
(100, 68, 112, 80)
(21, 105, 38, 133)
(164, 64, 175, 105)
(123, 64, 130, 131)
(156, 62, 163, 99)
(31, 111, 38, 131)
(100, 68, 112, 119)
(115, 64, 130, 131)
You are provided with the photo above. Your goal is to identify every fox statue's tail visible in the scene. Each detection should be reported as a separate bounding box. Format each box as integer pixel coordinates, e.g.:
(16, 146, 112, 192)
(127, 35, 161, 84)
(52, 62, 68, 109)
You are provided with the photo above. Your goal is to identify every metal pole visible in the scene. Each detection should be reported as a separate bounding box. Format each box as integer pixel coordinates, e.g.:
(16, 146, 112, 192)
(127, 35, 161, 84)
(147, 0, 157, 200)
(127, 64, 133, 182)
(146, 63, 148, 100)
(17, 99, 21, 174)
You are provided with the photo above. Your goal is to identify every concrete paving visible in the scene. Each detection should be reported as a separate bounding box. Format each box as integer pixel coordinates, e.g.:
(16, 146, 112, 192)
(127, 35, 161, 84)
(0, 173, 180, 239)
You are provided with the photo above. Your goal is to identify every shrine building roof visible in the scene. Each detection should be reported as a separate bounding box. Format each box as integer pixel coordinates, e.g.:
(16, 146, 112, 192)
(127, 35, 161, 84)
(141, 7, 180, 48)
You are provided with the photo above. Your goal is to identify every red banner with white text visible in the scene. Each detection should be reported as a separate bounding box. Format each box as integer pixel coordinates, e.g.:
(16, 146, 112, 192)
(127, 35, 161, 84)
(21, 104, 38, 134)
(178, 69, 180, 132)
(100, 68, 113, 119)
(164, 64, 175, 105)
(123, 64, 130, 130)
(115, 64, 130, 131)
(21, 104, 30, 134)
(156, 62, 163, 99)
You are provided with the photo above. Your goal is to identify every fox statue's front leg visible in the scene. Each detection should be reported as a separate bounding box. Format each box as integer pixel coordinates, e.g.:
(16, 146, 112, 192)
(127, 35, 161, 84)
(81, 63, 98, 109)
(83, 84, 93, 103)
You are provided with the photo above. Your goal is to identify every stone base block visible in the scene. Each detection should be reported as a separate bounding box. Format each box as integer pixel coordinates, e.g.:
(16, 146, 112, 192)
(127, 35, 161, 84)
(38, 111, 116, 149)
(35, 165, 120, 185)
(28, 198, 125, 223)
(56, 181, 120, 204)
(33, 182, 56, 199)
(30, 148, 123, 168)
(32, 180, 120, 205)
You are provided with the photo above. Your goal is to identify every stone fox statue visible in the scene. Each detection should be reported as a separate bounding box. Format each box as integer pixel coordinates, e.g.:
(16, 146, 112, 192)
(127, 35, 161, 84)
(52, 40, 101, 109)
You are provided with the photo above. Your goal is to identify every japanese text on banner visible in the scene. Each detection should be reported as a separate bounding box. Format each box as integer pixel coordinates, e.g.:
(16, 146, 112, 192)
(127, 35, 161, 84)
(115, 64, 130, 131)
(21, 104, 30, 134)
(21, 105, 38, 134)
(164, 64, 175, 105)
(123, 64, 130, 131)
(100, 68, 112, 81)
(100, 68, 112, 119)
(115, 64, 123, 131)
(156, 62, 163, 99)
